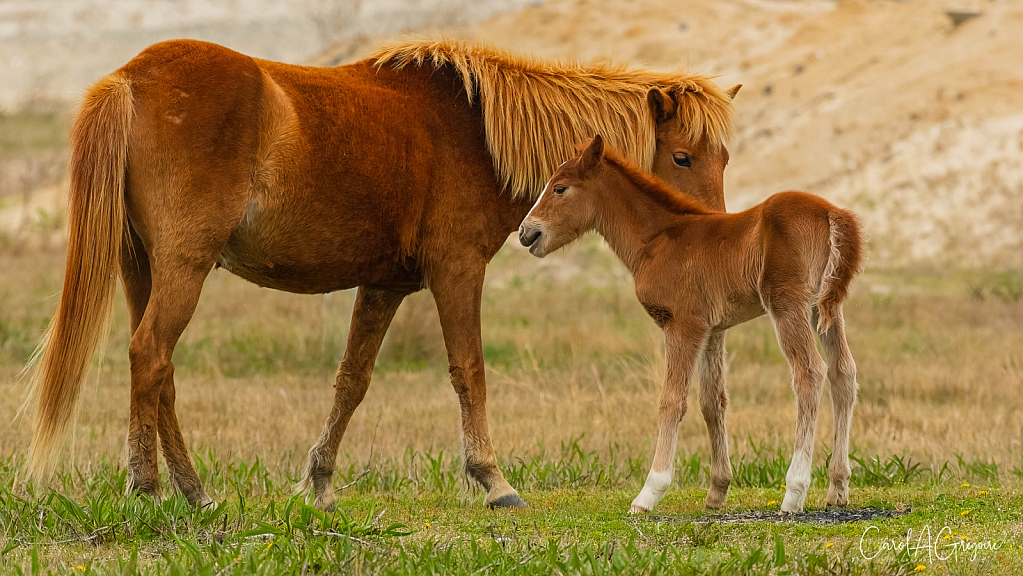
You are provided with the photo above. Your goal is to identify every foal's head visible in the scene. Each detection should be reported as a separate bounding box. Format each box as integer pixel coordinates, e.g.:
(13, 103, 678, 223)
(518, 135, 609, 257)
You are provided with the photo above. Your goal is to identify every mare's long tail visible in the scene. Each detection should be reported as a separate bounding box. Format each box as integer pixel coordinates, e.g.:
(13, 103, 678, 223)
(25, 73, 133, 481)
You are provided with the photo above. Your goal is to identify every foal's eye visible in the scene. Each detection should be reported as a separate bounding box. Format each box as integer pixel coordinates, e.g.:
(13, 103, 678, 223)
(672, 152, 691, 168)
(553, 185, 567, 195)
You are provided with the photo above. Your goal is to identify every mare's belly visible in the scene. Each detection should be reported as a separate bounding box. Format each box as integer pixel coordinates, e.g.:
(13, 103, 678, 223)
(216, 216, 422, 295)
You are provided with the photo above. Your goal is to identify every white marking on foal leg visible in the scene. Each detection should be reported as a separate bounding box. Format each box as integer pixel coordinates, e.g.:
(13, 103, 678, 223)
(630, 469, 672, 514)
(769, 310, 826, 514)
(782, 450, 812, 513)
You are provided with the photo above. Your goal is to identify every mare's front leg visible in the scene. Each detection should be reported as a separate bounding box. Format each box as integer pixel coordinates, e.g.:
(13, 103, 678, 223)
(771, 306, 827, 513)
(630, 320, 707, 514)
(429, 256, 524, 509)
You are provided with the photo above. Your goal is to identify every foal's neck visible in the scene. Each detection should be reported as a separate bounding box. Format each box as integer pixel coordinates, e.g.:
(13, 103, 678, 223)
(593, 166, 693, 272)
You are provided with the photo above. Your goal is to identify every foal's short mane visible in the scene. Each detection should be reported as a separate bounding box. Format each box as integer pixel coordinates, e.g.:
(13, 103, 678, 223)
(373, 38, 734, 200)
(602, 151, 713, 216)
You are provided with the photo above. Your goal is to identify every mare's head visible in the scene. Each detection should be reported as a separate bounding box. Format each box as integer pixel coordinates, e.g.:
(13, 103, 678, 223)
(646, 85, 739, 212)
(518, 135, 609, 257)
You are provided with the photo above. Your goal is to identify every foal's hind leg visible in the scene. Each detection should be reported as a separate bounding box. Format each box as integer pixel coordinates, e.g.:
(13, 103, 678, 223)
(770, 305, 827, 513)
(302, 285, 408, 510)
(818, 308, 858, 507)
(698, 331, 732, 509)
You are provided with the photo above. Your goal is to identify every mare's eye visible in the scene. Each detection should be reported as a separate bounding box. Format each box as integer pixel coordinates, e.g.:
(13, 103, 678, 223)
(672, 152, 691, 168)
(553, 185, 567, 195)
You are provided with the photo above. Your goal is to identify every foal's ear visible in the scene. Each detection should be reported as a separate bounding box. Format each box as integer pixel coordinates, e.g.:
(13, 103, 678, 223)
(647, 88, 677, 123)
(578, 134, 604, 176)
(727, 83, 743, 100)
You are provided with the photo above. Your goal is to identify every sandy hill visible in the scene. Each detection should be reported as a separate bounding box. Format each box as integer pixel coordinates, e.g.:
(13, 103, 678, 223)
(316, 0, 1023, 267)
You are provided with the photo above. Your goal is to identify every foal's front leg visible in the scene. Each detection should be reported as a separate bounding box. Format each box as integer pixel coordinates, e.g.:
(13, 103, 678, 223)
(630, 321, 707, 514)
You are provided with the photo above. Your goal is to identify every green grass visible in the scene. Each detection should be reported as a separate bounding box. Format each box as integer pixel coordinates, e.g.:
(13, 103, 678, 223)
(1, 249, 1021, 574)
(1, 443, 1021, 575)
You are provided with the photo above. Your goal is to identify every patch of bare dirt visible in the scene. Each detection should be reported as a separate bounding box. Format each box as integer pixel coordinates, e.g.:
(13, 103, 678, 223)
(637, 507, 911, 525)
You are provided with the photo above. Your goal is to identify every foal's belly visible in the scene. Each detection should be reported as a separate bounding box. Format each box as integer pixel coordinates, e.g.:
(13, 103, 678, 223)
(715, 302, 766, 330)
(712, 293, 766, 331)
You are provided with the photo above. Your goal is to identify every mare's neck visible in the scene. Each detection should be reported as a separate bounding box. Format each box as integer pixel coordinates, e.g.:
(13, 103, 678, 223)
(592, 168, 682, 273)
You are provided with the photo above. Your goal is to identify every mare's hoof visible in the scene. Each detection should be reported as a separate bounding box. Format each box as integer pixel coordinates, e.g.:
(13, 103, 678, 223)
(187, 491, 215, 509)
(487, 493, 527, 509)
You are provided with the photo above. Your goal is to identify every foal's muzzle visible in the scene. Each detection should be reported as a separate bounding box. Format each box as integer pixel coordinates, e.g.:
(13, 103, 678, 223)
(518, 225, 542, 248)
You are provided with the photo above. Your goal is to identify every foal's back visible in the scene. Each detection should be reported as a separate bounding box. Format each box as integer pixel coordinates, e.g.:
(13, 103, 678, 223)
(640, 191, 853, 330)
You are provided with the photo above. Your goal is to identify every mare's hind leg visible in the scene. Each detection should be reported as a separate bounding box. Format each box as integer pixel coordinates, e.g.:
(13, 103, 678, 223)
(120, 228, 210, 506)
(429, 259, 523, 509)
(124, 250, 214, 500)
(818, 308, 858, 507)
(770, 304, 827, 513)
(303, 285, 408, 510)
(698, 331, 732, 509)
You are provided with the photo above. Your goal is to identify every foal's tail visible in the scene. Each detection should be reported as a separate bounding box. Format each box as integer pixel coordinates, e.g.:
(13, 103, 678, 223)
(24, 74, 133, 481)
(816, 208, 864, 333)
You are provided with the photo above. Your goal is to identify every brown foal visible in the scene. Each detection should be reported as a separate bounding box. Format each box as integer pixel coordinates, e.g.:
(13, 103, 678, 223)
(23, 39, 739, 511)
(519, 136, 864, 513)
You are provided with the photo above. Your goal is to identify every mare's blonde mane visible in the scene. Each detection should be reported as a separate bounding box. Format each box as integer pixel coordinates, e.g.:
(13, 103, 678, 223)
(373, 38, 734, 200)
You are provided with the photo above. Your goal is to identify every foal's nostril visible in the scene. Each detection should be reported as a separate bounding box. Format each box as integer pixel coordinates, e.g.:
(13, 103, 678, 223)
(519, 227, 541, 247)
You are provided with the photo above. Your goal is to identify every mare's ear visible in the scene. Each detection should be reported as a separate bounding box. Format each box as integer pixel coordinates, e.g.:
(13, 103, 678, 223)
(578, 134, 604, 176)
(727, 84, 742, 100)
(647, 88, 677, 123)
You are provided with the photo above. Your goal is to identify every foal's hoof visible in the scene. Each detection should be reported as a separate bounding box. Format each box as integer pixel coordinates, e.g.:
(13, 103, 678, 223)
(487, 493, 527, 509)
(628, 503, 650, 515)
(825, 489, 850, 508)
(705, 490, 728, 510)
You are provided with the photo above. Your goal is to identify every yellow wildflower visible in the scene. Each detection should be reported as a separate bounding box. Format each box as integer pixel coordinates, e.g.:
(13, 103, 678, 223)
(825, 542, 834, 548)
(961, 482, 970, 488)
(768, 500, 777, 505)
(961, 510, 970, 516)
(978, 490, 988, 496)
(425, 522, 431, 528)
(914, 565, 926, 571)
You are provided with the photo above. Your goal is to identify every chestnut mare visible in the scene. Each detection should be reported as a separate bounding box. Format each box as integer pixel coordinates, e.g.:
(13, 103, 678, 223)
(25, 39, 738, 510)
(519, 136, 863, 514)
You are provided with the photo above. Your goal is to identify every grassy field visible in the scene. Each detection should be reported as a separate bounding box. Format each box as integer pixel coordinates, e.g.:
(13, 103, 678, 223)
(1, 237, 1022, 573)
